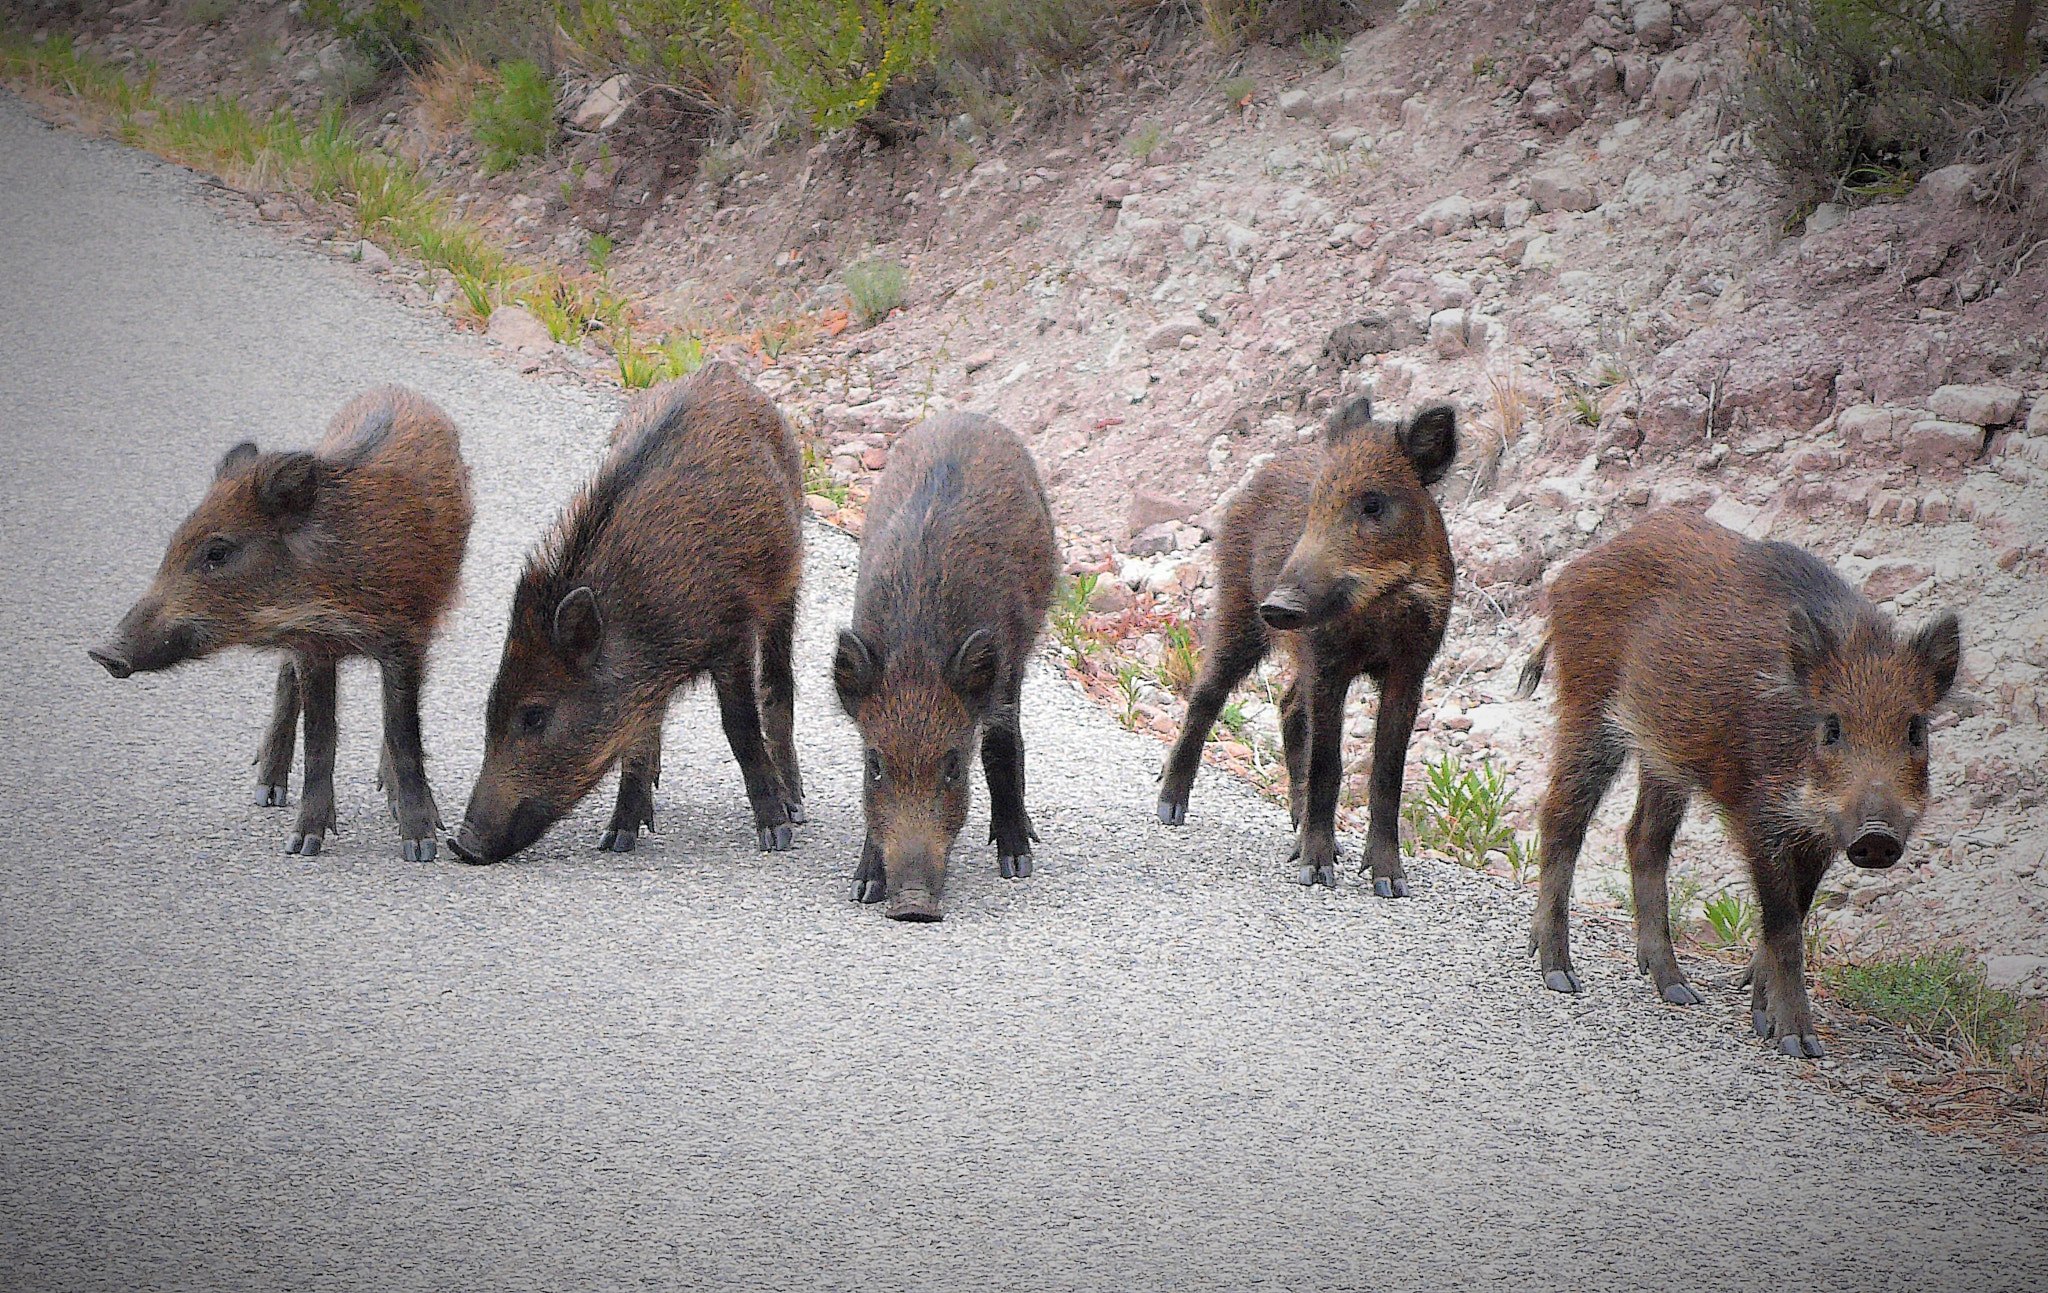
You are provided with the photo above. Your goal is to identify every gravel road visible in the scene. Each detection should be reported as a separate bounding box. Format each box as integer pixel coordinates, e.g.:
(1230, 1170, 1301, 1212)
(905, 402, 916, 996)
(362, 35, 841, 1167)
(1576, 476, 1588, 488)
(2, 92, 2043, 1291)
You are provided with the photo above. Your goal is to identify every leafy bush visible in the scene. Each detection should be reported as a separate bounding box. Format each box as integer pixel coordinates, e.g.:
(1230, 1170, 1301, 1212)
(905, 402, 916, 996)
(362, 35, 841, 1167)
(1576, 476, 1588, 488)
(469, 58, 555, 172)
(1825, 949, 2034, 1064)
(558, 0, 746, 112)
(305, 0, 428, 72)
(1218, 73, 1256, 109)
(842, 257, 906, 324)
(729, 0, 939, 130)
(1702, 891, 1757, 947)
(1403, 754, 1533, 875)
(1742, 0, 2024, 212)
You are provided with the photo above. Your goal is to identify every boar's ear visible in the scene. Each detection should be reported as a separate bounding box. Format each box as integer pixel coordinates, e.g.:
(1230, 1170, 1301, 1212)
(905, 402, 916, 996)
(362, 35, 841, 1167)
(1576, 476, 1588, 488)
(833, 629, 881, 709)
(1398, 404, 1459, 485)
(1907, 610, 1961, 702)
(945, 628, 1003, 710)
(216, 441, 259, 479)
(254, 451, 321, 523)
(1786, 606, 1838, 682)
(1321, 394, 1373, 447)
(551, 586, 604, 673)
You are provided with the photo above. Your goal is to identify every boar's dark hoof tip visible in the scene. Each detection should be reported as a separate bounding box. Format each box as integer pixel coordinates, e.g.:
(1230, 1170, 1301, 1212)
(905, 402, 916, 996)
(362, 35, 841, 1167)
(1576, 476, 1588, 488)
(1780, 1034, 1826, 1059)
(1753, 1010, 1773, 1038)
(1544, 970, 1584, 995)
(1373, 876, 1411, 899)
(597, 828, 638, 853)
(1661, 982, 1704, 1006)
(401, 837, 436, 863)
(1298, 863, 1337, 888)
(757, 824, 793, 852)
(286, 832, 323, 856)
(784, 802, 807, 825)
(999, 853, 1033, 880)
(851, 877, 887, 904)
(254, 784, 289, 807)
(1157, 800, 1187, 826)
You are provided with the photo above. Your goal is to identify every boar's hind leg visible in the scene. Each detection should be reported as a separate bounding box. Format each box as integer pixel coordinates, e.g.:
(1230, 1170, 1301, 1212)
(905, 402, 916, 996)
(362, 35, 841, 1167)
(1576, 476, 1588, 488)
(253, 660, 300, 807)
(1158, 606, 1267, 826)
(1627, 773, 1702, 1005)
(757, 595, 805, 824)
(1531, 716, 1626, 993)
(600, 723, 661, 853)
(983, 666, 1037, 880)
(1293, 667, 1353, 890)
(711, 651, 793, 852)
(1746, 840, 1828, 1058)
(1360, 663, 1427, 899)
(286, 656, 339, 856)
(378, 644, 443, 862)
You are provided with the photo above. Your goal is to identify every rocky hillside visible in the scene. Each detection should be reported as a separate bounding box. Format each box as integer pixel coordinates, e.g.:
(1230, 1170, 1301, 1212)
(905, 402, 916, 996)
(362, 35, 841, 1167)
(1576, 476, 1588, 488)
(12, 0, 2048, 978)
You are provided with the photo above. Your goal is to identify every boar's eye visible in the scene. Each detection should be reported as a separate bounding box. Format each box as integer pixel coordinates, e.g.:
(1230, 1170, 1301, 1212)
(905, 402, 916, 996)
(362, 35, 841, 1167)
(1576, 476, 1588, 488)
(518, 704, 550, 736)
(1819, 714, 1842, 747)
(942, 750, 964, 786)
(1907, 715, 1927, 749)
(198, 537, 237, 573)
(866, 749, 884, 782)
(1355, 492, 1386, 519)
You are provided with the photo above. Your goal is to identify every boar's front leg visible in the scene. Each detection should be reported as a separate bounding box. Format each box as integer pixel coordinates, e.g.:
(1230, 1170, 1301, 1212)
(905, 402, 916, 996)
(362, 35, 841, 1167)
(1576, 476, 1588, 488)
(851, 830, 886, 905)
(599, 721, 661, 853)
(982, 666, 1037, 880)
(287, 655, 338, 856)
(253, 659, 300, 807)
(711, 651, 793, 852)
(757, 594, 805, 825)
(1361, 661, 1427, 898)
(378, 644, 443, 862)
(1746, 838, 1829, 1058)
(1293, 664, 1350, 889)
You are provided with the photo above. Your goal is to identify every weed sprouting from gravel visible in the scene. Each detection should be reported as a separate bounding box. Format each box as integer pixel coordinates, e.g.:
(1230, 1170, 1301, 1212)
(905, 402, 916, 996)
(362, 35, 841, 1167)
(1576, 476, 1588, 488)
(1702, 891, 1757, 948)
(1403, 754, 1532, 874)
(1124, 121, 1164, 160)
(1824, 949, 2037, 1066)
(586, 232, 615, 271)
(843, 259, 907, 327)
(1299, 32, 1342, 70)
(1218, 73, 1256, 110)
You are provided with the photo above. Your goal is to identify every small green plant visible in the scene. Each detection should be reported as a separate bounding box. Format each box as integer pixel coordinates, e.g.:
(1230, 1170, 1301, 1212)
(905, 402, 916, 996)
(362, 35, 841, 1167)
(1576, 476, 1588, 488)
(1159, 620, 1199, 695)
(800, 443, 850, 505)
(1124, 121, 1165, 160)
(1565, 389, 1601, 427)
(586, 232, 615, 271)
(1471, 51, 1500, 81)
(1402, 754, 1531, 873)
(1218, 74, 1256, 110)
(1299, 31, 1343, 70)
(469, 59, 556, 172)
(183, 0, 234, 27)
(1703, 891, 1758, 948)
(1824, 949, 2033, 1064)
(1050, 573, 1100, 669)
(729, 0, 941, 130)
(1111, 661, 1147, 728)
(1217, 700, 1247, 737)
(1016, 212, 1042, 234)
(615, 327, 705, 388)
(842, 258, 906, 326)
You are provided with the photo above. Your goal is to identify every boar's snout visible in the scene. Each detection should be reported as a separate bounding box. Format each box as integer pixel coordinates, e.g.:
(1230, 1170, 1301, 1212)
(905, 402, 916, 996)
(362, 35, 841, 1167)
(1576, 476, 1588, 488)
(87, 647, 135, 679)
(886, 887, 944, 922)
(448, 796, 558, 865)
(1846, 823, 1904, 869)
(1259, 586, 1314, 631)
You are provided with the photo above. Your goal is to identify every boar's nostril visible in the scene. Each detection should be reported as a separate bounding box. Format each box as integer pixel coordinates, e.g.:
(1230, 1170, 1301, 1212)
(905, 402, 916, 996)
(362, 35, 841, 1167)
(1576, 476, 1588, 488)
(1259, 589, 1311, 631)
(88, 648, 134, 679)
(1846, 826, 1903, 869)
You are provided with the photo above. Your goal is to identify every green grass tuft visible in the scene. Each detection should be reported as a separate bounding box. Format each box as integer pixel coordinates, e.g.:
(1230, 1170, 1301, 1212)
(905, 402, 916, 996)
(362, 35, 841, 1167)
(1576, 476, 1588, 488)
(1824, 949, 2033, 1065)
(469, 58, 555, 172)
(842, 258, 906, 326)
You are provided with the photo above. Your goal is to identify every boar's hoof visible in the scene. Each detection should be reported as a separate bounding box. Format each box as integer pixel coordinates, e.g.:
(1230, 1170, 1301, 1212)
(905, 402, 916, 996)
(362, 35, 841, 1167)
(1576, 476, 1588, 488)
(1372, 876, 1411, 899)
(597, 827, 639, 853)
(999, 852, 1033, 880)
(1543, 969, 1584, 995)
(886, 890, 943, 922)
(1297, 861, 1338, 888)
(784, 801, 807, 825)
(1752, 1009, 1773, 1038)
(254, 783, 290, 807)
(285, 831, 324, 856)
(401, 837, 437, 863)
(757, 823, 793, 852)
(851, 876, 887, 904)
(1157, 798, 1188, 826)
(1661, 981, 1704, 1006)
(1780, 1033, 1826, 1059)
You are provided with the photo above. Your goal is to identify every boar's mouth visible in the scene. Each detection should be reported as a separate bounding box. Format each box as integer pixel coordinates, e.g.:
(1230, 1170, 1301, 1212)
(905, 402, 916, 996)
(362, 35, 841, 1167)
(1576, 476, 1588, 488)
(88, 620, 204, 678)
(449, 797, 560, 865)
(87, 647, 136, 679)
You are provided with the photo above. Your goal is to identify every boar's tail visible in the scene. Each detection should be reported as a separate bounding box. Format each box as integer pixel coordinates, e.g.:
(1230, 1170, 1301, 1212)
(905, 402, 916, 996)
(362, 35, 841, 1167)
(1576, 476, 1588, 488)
(1515, 634, 1549, 700)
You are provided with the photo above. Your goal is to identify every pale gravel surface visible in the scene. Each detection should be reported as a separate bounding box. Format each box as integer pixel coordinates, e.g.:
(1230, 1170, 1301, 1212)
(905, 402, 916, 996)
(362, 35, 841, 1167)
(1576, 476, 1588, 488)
(1, 91, 2043, 1291)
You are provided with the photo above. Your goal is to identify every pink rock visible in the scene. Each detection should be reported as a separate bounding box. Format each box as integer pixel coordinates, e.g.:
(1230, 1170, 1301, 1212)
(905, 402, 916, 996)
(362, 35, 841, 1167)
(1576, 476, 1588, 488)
(1126, 488, 1191, 535)
(1928, 384, 2021, 427)
(1920, 491, 1951, 524)
(486, 304, 554, 355)
(1836, 404, 1896, 450)
(1901, 419, 1984, 470)
(1862, 559, 1933, 601)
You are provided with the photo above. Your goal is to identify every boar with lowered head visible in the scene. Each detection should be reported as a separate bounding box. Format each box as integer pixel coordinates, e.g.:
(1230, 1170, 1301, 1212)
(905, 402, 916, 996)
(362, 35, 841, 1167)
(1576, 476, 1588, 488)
(1158, 395, 1458, 896)
(89, 386, 473, 860)
(833, 411, 1057, 922)
(1518, 511, 1961, 1056)
(448, 362, 804, 865)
